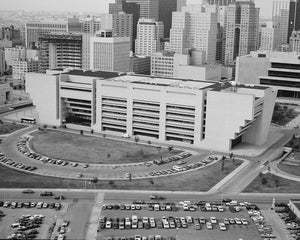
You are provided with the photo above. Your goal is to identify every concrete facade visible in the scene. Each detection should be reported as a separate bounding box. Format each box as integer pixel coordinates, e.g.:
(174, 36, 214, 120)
(289, 199, 300, 219)
(236, 51, 300, 101)
(0, 83, 12, 105)
(26, 70, 276, 151)
(90, 30, 130, 72)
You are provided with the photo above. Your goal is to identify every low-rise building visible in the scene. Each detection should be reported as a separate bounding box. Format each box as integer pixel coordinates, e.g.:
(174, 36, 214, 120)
(129, 55, 151, 75)
(12, 59, 39, 83)
(26, 69, 276, 151)
(236, 51, 300, 102)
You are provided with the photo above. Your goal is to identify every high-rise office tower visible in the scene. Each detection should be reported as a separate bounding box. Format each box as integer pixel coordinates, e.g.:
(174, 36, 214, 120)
(25, 17, 81, 48)
(82, 16, 101, 33)
(259, 22, 280, 51)
(126, 0, 159, 20)
(290, 30, 300, 52)
(272, 0, 300, 46)
(0, 48, 5, 75)
(135, 18, 164, 56)
(169, 5, 218, 64)
(224, 0, 259, 66)
(177, 0, 187, 11)
(90, 30, 130, 72)
(101, 13, 133, 51)
(203, 0, 236, 5)
(38, 32, 83, 73)
(158, 0, 177, 38)
(109, 0, 140, 52)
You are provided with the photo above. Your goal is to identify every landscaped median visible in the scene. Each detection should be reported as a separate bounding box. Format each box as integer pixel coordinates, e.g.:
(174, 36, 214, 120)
(0, 121, 27, 135)
(28, 129, 182, 164)
(243, 173, 300, 193)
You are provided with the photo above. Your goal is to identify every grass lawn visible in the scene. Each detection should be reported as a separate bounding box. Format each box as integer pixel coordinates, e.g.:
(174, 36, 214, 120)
(0, 160, 242, 191)
(243, 173, 300, 193)
(0, 121, 26, 135)
(29, 130, 182, 164)
(277, 163, 300, 177)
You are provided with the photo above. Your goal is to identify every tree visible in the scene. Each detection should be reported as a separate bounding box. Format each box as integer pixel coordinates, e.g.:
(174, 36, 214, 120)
(134, 136, 139, 144)
(91, 176, 98, 188)
(274, 177, 280, 188)
(107, 153, 111, 159)
(108, 180, 114, 186)
(147, 140, 151, 145)
(168, 145, 174, 152)
(261, 177, 268, 185)
(0, 119, 3, 124)
(91, 129, 94, 134)
(80, 130, 83, 135)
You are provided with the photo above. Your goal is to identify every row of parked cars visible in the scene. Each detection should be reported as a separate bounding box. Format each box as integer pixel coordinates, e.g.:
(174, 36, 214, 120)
(7, 214, 44, 240)
(104, 235, 171, 240)
(151, 152, 192, 166)
(16, 136, 89, 168)
(0, 151, 38, 172)
(0, 200, 61, 211)
(275, 203, 300, 239)
(248, 209, 277, 240)
(148, 155, 219, 177)
(99, 214, 248, 231)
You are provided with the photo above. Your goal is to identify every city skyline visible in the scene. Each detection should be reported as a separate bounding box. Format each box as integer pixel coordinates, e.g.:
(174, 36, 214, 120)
(2, 0, 273, 17)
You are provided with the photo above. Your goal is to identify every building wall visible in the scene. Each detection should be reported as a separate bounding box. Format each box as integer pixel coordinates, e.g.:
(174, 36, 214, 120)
(130, 56, 151, 74)
(126, 0, 159, 20)
(25, 73, 60, 125)
(176, 65, 222, 81)
(236, 55, 270, 85)
(90, 36, 130, 72)
(0, 83, 12, 105)
(4, 46, 26, 67)
(0, 48, 5, 75)
(135, 18, 164, 56)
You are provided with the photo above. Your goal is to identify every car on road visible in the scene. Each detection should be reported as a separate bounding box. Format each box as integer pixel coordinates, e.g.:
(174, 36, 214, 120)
(149, 194, 165, 200)
(40, 191, 53, 196)
(22, 189, 35, 194)
(54, 195, 65, 200)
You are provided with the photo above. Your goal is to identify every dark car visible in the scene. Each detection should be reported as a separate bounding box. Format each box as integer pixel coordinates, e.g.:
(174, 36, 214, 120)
(40, 191, 53, 196)
(22, 189, 35, 194)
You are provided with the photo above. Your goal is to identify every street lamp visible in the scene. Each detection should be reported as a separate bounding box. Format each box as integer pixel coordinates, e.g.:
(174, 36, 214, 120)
(176, 227, 179, 240)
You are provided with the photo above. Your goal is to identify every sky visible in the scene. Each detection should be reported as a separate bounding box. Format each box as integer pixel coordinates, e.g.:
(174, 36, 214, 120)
(1, 0, 273, 17)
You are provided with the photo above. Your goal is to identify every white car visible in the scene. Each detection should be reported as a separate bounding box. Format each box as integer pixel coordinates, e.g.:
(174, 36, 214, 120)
(210, 217, 217, 224)
(206, 222, 213, 230)
(219, 223, 227, 231)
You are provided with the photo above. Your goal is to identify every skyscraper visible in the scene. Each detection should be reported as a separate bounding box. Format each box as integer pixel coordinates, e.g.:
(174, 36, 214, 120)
(158, 0, 177, 38)
(135, 18, 164, 56)
(101, 13, 133, 51)
(224, 0, 259, 66)
(90, 30, 130, 72)
(109, 0, 140, 52)
(169, 5, 218, 64)
(126, 0, 159, 20)
(259, 22, 280, 51)
(203, 0, 236, 5)
(290, 30, 300, 52)
(82, 17, 101, 33)
(272, 0, 300, 46)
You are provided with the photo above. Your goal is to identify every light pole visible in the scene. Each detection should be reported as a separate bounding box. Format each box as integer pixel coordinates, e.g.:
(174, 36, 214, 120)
(176, 227, 179, 240)
(84, 168, 87, 190)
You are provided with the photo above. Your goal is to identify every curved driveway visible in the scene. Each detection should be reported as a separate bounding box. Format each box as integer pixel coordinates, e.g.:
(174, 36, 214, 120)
(0, 125, 219, 180)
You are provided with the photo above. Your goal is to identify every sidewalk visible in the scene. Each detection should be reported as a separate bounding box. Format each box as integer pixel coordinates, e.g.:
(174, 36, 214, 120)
(270, 161, 300, 182)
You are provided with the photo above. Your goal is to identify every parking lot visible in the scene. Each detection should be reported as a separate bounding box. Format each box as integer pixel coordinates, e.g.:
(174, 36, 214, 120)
(97, 200, 262, 240)
(0, 191, 94, 240)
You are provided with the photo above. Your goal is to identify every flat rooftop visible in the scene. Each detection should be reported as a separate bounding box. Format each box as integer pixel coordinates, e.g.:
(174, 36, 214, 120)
(63, 70, 126, 79)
